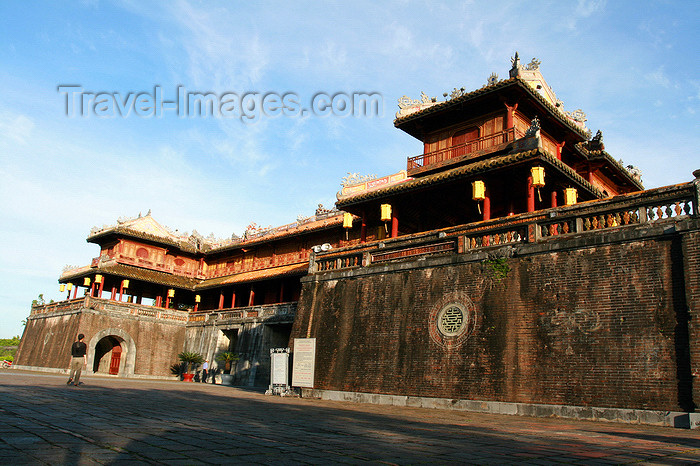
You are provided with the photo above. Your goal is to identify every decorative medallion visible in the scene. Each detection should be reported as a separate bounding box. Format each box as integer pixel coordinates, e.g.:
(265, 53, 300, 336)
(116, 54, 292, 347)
(428, 292, 479, 348)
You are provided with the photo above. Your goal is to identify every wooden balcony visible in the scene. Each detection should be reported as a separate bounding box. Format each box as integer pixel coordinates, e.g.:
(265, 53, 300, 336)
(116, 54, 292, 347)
(407, 127, 524, 176)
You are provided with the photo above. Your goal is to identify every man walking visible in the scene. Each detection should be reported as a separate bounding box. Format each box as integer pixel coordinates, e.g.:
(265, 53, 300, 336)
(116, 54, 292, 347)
(67, 333, 87, 386)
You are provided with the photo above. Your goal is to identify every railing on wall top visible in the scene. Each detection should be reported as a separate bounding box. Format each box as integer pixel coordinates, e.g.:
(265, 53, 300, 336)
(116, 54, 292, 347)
(188, 302, 297, 324)
(29, 296, 189, 323)
(310, 181, 698, 275)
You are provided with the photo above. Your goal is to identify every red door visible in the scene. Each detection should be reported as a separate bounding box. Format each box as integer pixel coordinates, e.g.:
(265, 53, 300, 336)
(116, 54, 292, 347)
(109, 344, 122, 375)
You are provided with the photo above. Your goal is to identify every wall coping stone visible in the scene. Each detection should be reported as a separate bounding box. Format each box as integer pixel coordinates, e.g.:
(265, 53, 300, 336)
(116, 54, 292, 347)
(301, 388, 700, 429)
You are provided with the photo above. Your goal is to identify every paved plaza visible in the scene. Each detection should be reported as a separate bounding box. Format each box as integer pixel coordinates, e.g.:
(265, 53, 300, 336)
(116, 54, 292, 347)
(1, 370, 699, 465)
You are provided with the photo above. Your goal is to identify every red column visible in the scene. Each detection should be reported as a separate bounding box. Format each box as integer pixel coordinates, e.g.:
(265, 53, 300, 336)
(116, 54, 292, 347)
(90, 281, 96, 297)
(110, 287, 116, 300)
(218, 291, 224, 310)
(551, 191, 558, 208)
(483, 192, 491, 221)
(165, 296, 171, 309)
(504, 102, 518, 130)
(360, 211, 367, 243)
(231, 291, 236, 309)
(391, 208, 399, 238)
(527, 176, 535, 212)
(155, 295, 162, 307)
(248, 287, 255, 306)
(119, 283, 124, 302)
(556, 141, 565, 160)
(72, 286, 78, 300)
(98, 280, 104, 298)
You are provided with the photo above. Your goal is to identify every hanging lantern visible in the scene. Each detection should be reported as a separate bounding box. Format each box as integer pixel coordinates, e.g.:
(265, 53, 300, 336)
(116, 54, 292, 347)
(60, 284, 66, 292)
(380, 204, 392, 222)
(83, 277, 91, 286)
(95, 274, 103, 284)
(472, 181, 485, 215)
(122, 279, 129, 289)
(531, 167, 545, 202)
(67, 283, 73, 291)
(531, 166, 545, 187)
(195, 294, 201, 303)
(471, 180, 485, 201)
(564, 187, 578, 206)
(343, 212, 353, 240)
(167, 289, 175, 298)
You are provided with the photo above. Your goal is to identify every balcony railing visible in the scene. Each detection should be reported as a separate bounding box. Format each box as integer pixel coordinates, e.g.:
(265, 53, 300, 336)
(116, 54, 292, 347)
(29, 296, 189, 323)
(407, 127, 524, 171)
(310, 180, 698, 274)
(188, 302, 297, 324)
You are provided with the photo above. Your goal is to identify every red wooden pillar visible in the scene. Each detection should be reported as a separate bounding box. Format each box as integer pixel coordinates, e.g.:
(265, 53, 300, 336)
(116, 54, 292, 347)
(218, 291, 224, 310)
(231, 291, 236, 309)
(136, 295, 141, 304)
(119, 283, 124, 301)
(110, 287, 116, 300)
(504, 102, 518, 131)
(248, 287, 255, 306)
(551, 191, 558, 208)
(165, 296, 171, 309)
(391, 208, 399, 238)
(98, 279, 104, 298)
(483, 191, 491, 221)
(72, 286, 78, 300)
(556, 141, 565, 160)
(90, 281, 96, 297)
(155, 295, 162, 307)
(527, 175, 535, 212)
(360, 210, 367, 243)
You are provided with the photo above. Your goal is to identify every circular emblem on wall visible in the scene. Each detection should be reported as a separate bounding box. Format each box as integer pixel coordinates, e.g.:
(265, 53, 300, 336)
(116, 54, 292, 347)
(429, 292, 479, 348)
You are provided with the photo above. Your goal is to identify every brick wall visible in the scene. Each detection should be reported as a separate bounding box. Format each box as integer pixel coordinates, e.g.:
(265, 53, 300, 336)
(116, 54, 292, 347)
(292, 227, 698, 412)
(16, 303, 186, 377)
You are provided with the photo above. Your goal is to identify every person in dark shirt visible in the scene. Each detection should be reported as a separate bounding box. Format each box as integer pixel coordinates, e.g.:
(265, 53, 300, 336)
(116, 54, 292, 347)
(67, 333, 87, 386)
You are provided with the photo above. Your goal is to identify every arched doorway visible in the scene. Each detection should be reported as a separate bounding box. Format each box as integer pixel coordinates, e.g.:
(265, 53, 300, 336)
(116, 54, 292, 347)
(93, 336, 124, 375)
(88, 328, 136, 377)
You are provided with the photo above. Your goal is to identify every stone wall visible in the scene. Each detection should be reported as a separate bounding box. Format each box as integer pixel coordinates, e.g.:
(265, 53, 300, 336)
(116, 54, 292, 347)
(15, 297, 187, 378)
(291, 219, 699, 412)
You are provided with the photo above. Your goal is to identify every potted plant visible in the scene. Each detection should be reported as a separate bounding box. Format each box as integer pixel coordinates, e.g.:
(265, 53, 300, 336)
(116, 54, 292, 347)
(178, 351, 204, 382)
(216, 351, 239, 385)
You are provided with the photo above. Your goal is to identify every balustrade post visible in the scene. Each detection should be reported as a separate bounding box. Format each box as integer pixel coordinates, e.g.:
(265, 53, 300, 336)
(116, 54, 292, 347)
(638, 207, 648, 223)
(575, 217, 583, 233)
(693, 169, 700, 217)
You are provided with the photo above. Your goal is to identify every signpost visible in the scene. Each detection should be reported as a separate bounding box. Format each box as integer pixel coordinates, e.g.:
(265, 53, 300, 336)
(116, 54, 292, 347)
(291, 338, 316, 388)
(268, 348, 290, 395)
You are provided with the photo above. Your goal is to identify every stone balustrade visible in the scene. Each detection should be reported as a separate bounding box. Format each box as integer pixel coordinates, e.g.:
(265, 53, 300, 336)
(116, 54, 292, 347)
(310, 180, 698, 274)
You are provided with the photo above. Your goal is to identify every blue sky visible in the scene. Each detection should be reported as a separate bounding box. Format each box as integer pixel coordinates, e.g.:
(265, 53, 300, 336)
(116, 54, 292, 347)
(0, 0, 698, 337)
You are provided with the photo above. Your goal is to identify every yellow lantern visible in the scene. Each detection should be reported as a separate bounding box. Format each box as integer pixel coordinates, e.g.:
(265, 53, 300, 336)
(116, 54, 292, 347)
(471, 180, 485, 201)
(195, 294, 201, 303)
(167, 289, 175, 298)
(380, 204, 392, 222)
(564, 188, 578, 205)
(95, 274, 103, 284)
(122, 279, 129, 289)
(343, 212, 353, 229)
(531, 166, 545, 188)
(83, 277, 91, 286)
(67, 283, 73, 291)
(60, 284, 66, 292)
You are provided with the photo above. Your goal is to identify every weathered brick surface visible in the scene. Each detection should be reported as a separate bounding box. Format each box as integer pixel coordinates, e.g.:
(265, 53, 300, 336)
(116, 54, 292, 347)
(292, 228, 698, 412)
(683, 229, 700, 410)
(16, 306, 186, 377)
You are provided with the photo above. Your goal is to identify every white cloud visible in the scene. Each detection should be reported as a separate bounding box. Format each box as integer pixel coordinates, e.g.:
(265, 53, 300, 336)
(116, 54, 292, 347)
(0, 112, 34, 144)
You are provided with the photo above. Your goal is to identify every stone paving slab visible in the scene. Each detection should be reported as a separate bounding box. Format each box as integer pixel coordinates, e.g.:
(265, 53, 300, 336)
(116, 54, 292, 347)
(1, 370, 699, 464)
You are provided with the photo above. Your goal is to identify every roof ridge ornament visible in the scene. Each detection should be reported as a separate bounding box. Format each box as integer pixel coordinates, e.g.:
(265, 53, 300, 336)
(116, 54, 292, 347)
(395, 92, 439, 119)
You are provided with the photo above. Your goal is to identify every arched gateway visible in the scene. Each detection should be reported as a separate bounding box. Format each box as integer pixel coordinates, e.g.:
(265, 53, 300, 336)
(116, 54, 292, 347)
(88, 328, 136, 377)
